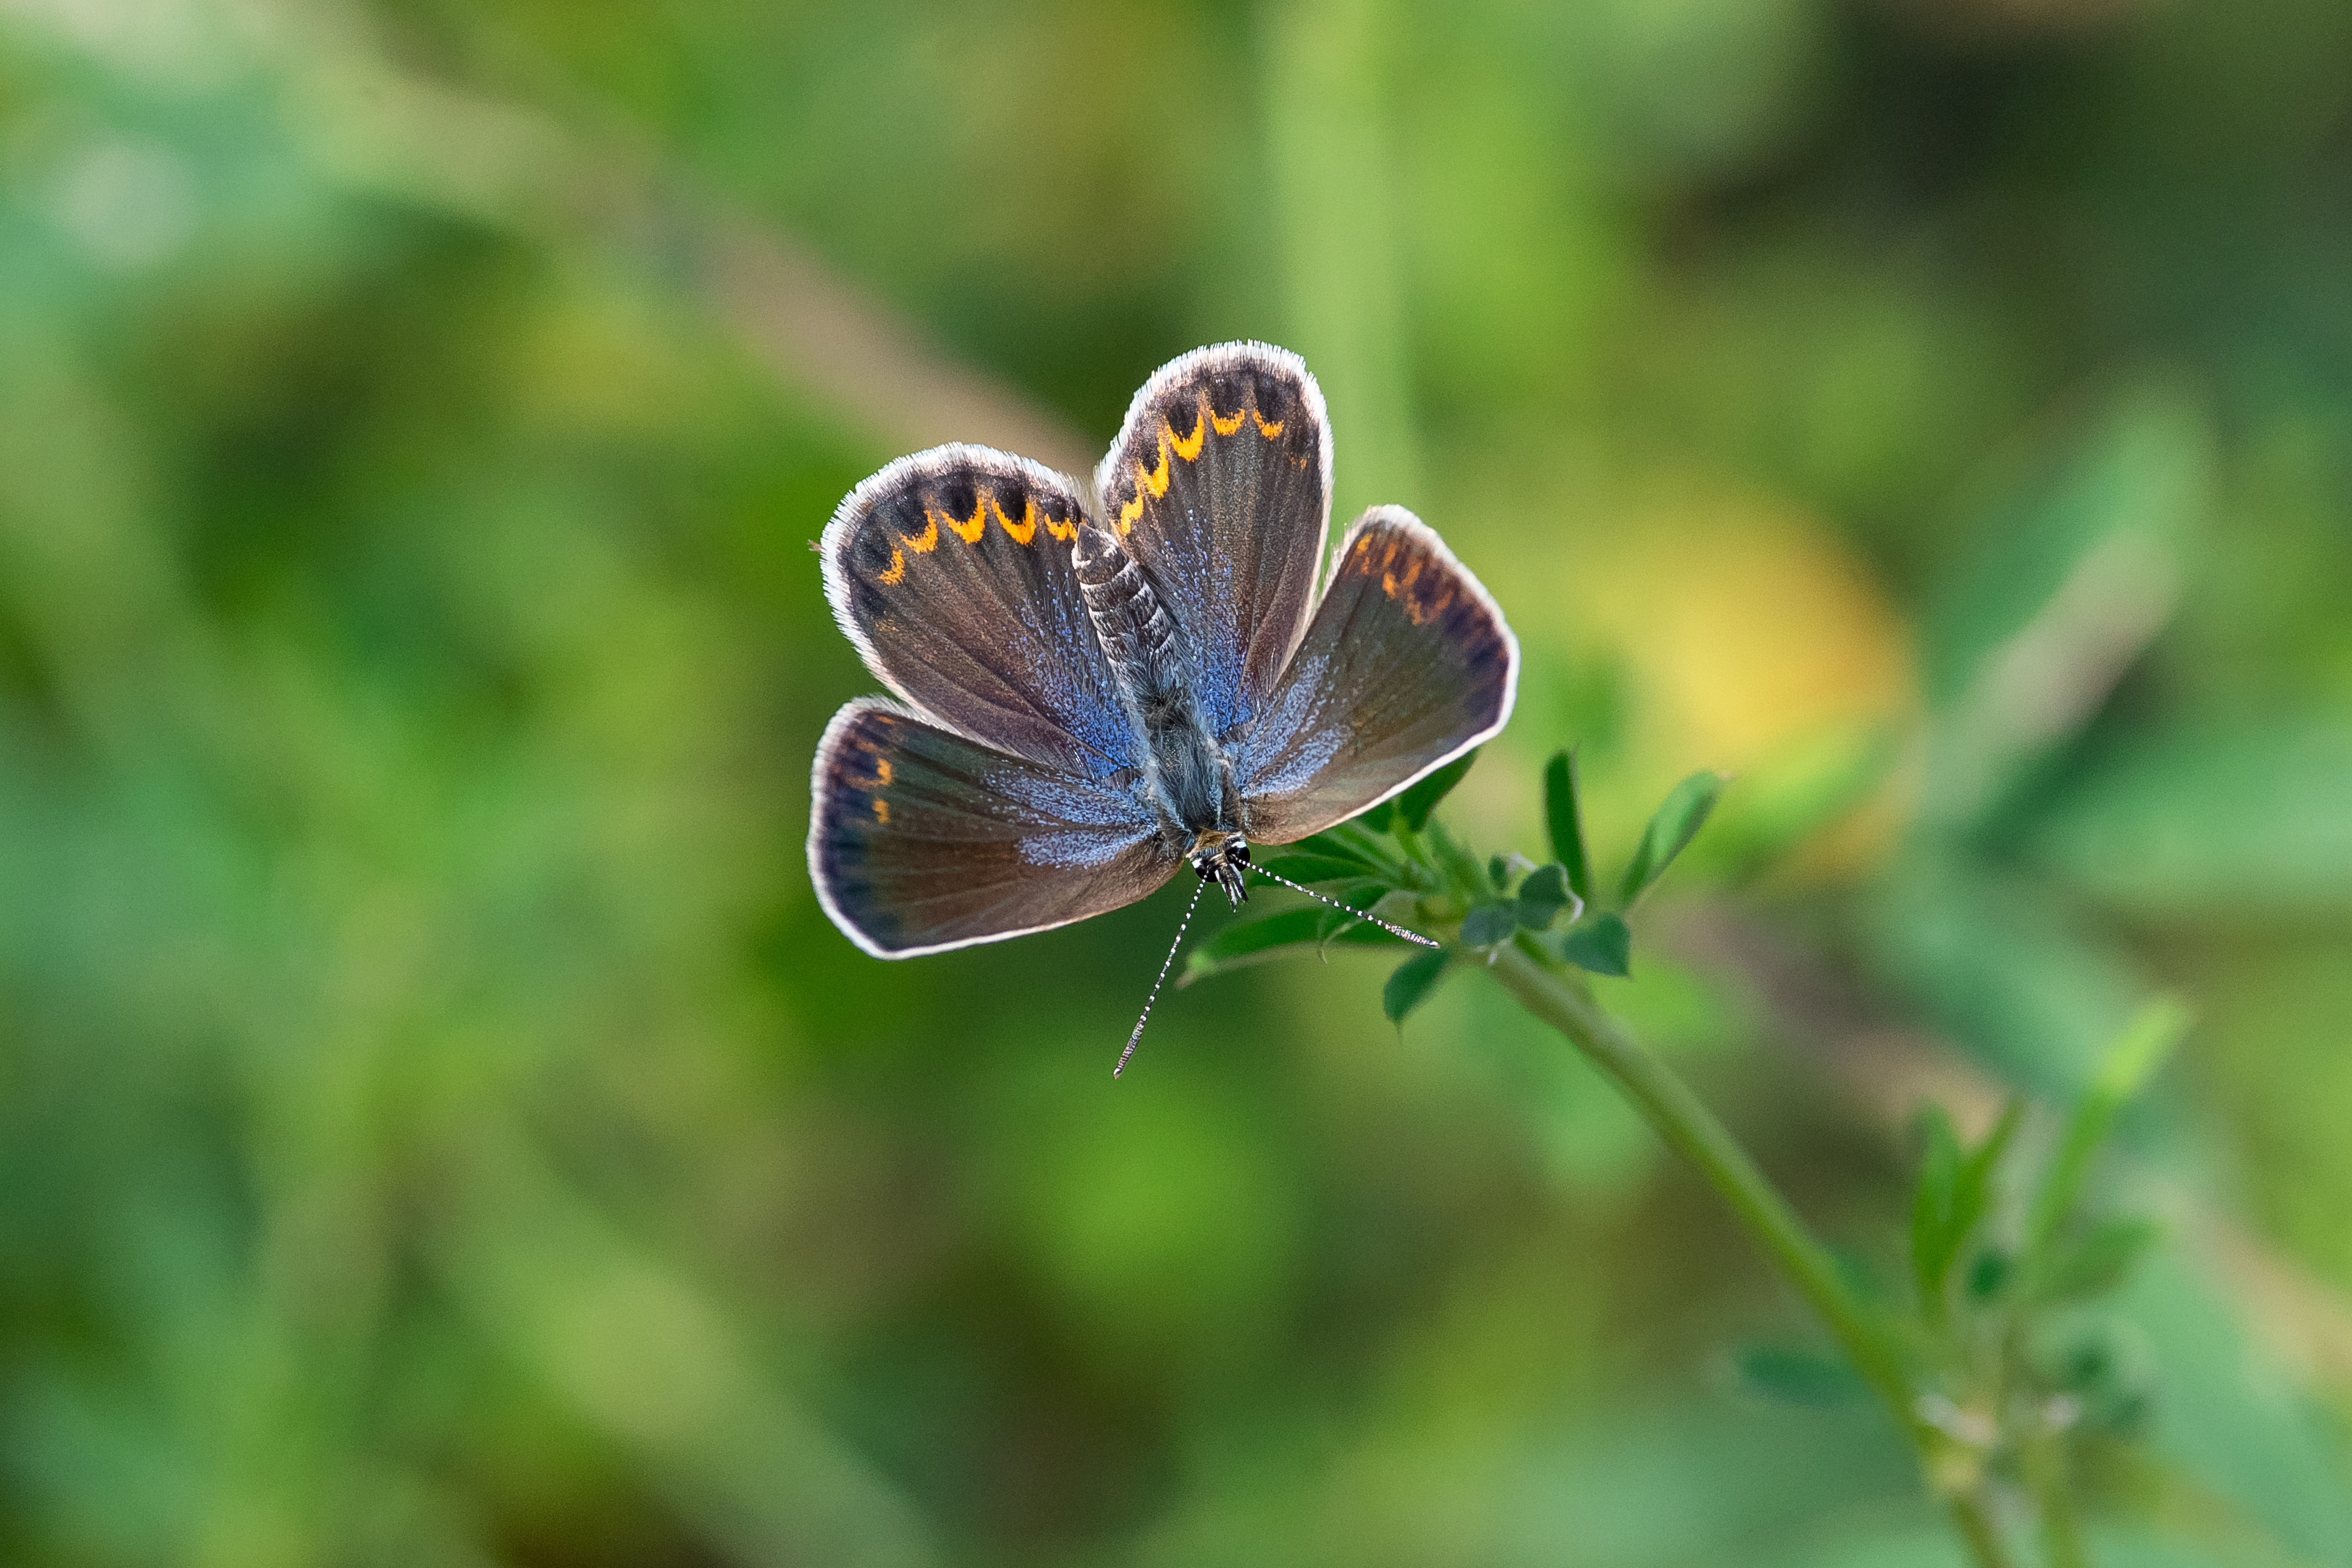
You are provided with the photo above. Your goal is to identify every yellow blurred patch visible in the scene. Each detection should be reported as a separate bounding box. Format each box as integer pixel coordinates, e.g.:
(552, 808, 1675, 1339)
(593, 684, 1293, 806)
(1552, 489, 1920, 880)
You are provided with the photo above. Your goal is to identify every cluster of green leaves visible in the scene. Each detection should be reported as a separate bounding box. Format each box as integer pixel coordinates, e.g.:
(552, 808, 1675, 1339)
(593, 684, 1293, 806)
(1184, 749, 1723, 1026)
(1744, 1002, 2190, 1532)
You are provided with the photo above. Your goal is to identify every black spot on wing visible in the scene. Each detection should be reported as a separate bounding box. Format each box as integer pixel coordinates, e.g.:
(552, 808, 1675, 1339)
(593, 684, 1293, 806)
(1243, 366, 1279, 413)
(1280, 417, 1316, 462)
(1163, 394, 1201, 447)
(1204, 372, 1247, 424)
(940, 477, 977, 524)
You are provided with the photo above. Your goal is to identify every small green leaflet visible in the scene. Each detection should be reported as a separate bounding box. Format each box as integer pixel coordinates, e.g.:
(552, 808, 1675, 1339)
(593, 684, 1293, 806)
(1542, 750, 1592, 902)
(1459, 901, 1517, 947)
(1966, 1247, 2011, 1301)
(2026, 996, 2190, 1257)
(1619, 771, 1725, 904)
(1515, 864, 1576, 932)
(1560, 912, 1631, 977)
(1383, 947, 1450, 1023)
(1910, 1100, 2021, 1314)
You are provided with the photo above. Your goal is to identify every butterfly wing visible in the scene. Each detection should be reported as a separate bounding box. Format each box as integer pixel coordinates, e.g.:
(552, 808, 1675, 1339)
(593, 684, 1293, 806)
(1092, 342, 1331, 740)
(1235, 507, 1518, 844)
(823, 446, 1139, 782)
(809, 700, 1175, 957)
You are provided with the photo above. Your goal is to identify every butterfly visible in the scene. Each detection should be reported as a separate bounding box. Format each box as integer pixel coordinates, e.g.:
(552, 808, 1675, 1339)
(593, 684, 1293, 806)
(808, 342, 1518, 1065)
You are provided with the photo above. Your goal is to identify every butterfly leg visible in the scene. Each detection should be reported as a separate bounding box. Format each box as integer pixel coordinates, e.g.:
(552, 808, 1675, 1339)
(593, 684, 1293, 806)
(1189, 832, 1251, 909)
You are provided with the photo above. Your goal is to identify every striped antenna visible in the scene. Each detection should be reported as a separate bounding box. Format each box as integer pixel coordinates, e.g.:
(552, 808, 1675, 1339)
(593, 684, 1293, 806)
(1249, 865, 1440, 948)
(1113, 876, 1207, 1080)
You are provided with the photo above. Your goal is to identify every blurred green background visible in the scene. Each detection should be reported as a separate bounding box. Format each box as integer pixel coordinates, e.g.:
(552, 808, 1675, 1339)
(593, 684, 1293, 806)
(5, 0, 2352, 1563)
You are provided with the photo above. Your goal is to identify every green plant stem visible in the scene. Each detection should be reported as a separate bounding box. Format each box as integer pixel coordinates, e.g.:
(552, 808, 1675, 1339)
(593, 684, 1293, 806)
(1953, 1495, 2023, 1568)
(1489, 940, 2014, 1568)
(2025, 1425, 2089, 1568)
(1489, 944, 1913, 1421)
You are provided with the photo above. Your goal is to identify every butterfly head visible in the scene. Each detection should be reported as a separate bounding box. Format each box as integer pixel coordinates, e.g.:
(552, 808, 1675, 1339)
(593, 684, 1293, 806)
(1188, 831, 1251, 911)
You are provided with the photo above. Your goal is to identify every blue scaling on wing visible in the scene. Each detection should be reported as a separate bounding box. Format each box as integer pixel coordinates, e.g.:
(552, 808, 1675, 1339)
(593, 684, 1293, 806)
(1236, 507, 1519, 845)
(1230, 646, 1348, 798)
(1093, 343, 1332, 742)
(823, 444, 1140, 783)
(808, 700, 1173, 958)
(984, 762, 1165, 871)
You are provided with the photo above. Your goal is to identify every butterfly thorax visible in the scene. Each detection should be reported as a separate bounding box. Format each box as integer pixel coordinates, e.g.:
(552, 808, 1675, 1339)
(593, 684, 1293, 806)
(1071, 522, 1249, 898)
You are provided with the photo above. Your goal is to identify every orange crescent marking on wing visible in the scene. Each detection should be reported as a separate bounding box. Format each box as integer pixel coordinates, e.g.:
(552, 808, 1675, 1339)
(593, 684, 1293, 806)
(1168, 396, 1208, 462)
(1253, 411, 1284, 440)
(1116, 490, 1143, 534)
(1401, 558, 1424, 589)
(873, 797, 889, 824)
(876, 758, 892, 786)
(903, 514, 941, 553)
(1382, 571, 1398, 599)
(947, 499, 987, 544)
(998, 493, 1038, 544)
(1209, 404, 1247, 437)
(1138, 440, 1172, 499)
(1043, 505, 1078, 542)
(877, 545, 907, 585)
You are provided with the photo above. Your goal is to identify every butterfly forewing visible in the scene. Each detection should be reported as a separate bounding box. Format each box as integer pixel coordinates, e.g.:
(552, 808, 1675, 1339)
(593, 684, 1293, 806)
(823, 446, 1139, 782)
(809, 700, 1174, 957)
(1093, 343, 1331, 740)
(1236, 507, 1518, 844)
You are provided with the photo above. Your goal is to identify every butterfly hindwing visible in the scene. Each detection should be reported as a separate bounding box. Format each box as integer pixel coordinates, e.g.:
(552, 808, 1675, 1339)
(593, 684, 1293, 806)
(1236, 507, 1518, 844)
(809, 700, 1175, 957)
(1093, 342, 1331, 740)
(823, 446, 1139, 782)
